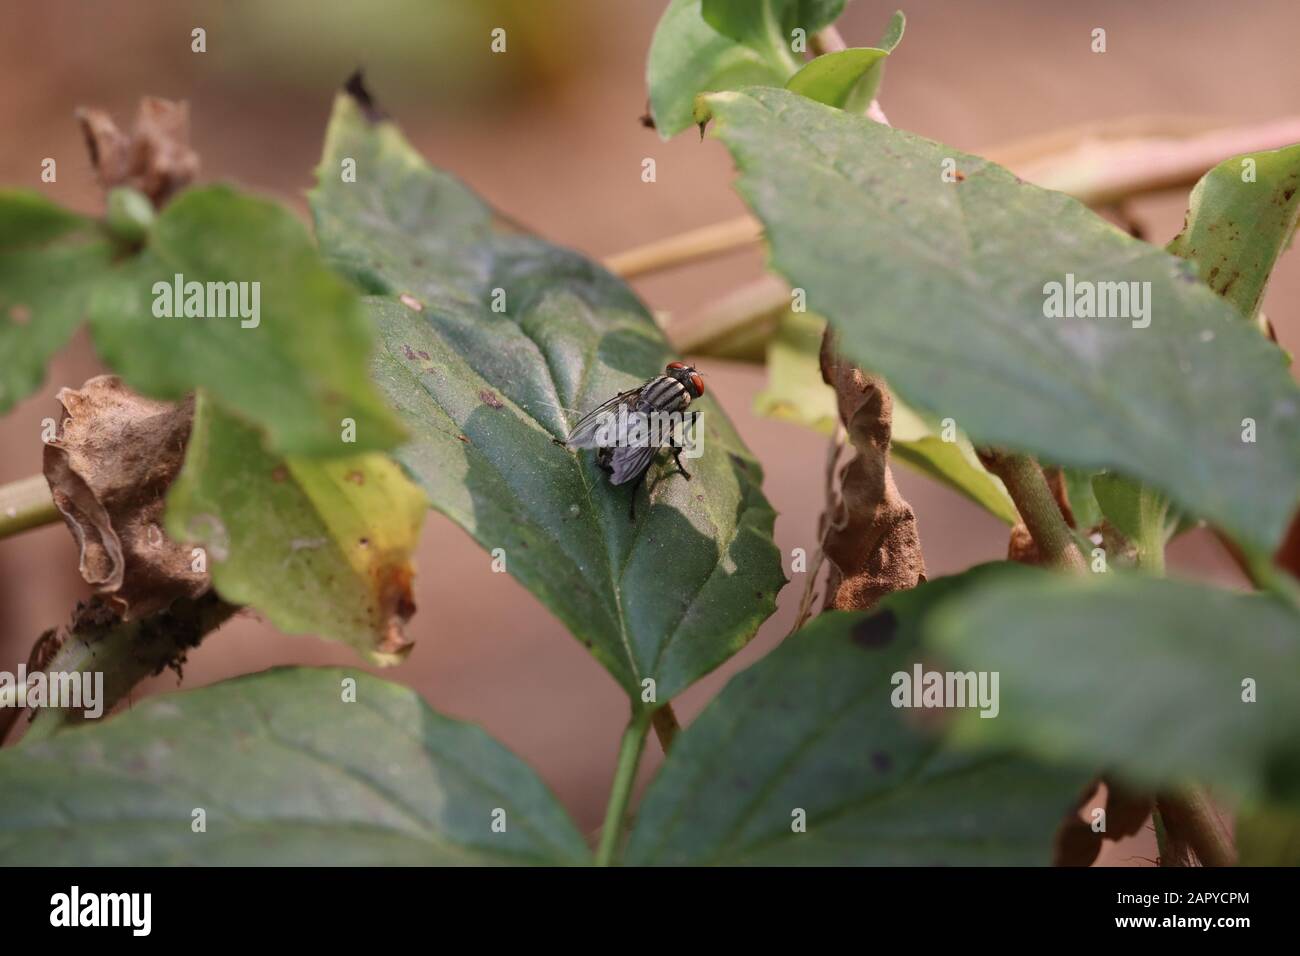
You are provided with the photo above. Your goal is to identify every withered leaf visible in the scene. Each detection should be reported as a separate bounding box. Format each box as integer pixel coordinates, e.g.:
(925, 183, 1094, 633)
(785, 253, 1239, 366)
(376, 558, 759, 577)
(76, 97, 199, 208)
(42, 375, 209, 619)
(818, 330, 925, 611)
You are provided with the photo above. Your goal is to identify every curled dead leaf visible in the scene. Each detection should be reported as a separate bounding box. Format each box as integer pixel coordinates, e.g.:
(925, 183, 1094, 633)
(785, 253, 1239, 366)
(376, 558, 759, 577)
(42, 376, 209, 619)
(76, 97, 199, 208)
(818, 330, 926, 611)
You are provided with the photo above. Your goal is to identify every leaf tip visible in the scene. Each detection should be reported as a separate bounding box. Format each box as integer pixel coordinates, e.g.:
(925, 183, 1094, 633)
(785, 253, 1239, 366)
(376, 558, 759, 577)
(343, 69, 388, 124)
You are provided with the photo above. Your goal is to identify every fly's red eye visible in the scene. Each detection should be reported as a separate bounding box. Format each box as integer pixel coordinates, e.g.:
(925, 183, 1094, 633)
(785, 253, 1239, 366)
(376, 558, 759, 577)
(689, 372, 705, 396)
(666, 361, 686, 371)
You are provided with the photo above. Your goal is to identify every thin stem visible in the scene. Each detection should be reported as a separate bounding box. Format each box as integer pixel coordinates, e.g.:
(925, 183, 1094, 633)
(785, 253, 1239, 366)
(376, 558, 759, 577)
(650, 704, 680, 752)
(595, 710, 651, 866)
(0, 475, 59, 540)
(811, 25, 848, 55)
(603, 216, 762, 280)
(1157, 790, 1236, 867)
(667, 274, 788, 359)
(979, 450, 1086, 571)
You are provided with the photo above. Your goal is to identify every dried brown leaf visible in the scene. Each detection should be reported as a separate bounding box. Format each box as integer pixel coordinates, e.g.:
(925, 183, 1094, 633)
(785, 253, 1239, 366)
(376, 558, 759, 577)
(42, 375, 208, 619)
(76, 97, 199, 207)
(818, 330, 925, 611)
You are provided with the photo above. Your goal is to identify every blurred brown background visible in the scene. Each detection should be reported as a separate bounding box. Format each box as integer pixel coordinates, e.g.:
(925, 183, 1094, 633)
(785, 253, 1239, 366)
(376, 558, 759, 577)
(2, 0, 1295, 864)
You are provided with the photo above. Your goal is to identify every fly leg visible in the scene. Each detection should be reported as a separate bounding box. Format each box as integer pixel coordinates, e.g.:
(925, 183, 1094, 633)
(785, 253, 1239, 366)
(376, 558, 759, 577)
(670, 442, 692, 480)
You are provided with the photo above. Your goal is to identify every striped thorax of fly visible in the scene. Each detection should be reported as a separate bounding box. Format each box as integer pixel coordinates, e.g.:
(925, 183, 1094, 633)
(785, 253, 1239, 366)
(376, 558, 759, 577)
(560, 362, 706, 520)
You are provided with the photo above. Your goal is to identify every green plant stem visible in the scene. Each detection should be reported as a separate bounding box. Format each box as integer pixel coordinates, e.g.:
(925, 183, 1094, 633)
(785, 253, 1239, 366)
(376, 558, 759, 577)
(979, 450, 1086, 571)
(1157, 790, 1236, 867)
(11, 594, 236, 746)
(595, 710, 652, 866)
(0, 475, 59, 540)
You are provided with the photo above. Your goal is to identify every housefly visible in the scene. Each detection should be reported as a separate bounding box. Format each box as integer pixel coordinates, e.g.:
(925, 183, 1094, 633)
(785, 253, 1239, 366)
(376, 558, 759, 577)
(558, 362, 705, 520)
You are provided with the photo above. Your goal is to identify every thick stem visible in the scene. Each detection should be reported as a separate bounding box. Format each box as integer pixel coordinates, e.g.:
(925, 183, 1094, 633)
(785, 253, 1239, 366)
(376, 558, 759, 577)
(650, 703, 680, 753)
(0, 475, 59, 540)
(595, 710, 651, 866)
(1157, 790, 1236, 867)
(980, 450, 1086, 571)
(9, 594, 236, 745)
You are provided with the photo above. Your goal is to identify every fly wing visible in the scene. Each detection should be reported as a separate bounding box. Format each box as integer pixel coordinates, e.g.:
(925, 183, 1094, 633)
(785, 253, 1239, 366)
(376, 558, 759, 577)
(607, 439, 658, 485)
(563, 387, 642, 449)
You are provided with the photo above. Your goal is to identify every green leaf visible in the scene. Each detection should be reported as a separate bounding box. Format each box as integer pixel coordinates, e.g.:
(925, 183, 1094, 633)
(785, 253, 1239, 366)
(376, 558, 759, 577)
(784, 13, 901, 112)
(1062, 467, 1103, 531)
(625, 573, 1091, 865)
(0, 192, 113, 413)
(929, 568, 1300, 807)
(753, 310, 837, 430)
(702, 0, 845, 46)
(648, 0, 844, 137)
(891, 399, 1019, 525)
(785, 47, 888, 111)
(1237, 805, 1300, 865)
(166, 394, 427, 664)
(0, 668, 588, 865)
(311, 90, 785, 705)
(1167, 144, 1300, 324)
(702, 88, 1300, 554)
(754, 311, 1018, 523)
(87, 185, 406, 456)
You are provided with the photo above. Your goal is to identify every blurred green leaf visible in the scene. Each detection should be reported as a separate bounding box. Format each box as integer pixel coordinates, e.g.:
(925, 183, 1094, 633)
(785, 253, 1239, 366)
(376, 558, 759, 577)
(625, 572, 1091, 865)
(786, 47, 888, 110)
(0, 192, 112, 413)
(167, 394, 427, 665)
(1062, 467, 1102, 531)
(88, 186, 406, 456)
(648, 0, 846, 137)
(785, 12, 901, 112)
(753, 310, 837, 430)
(1237, 804, 1300, 865)
(702, 88, 1300, 554)
(311, 90, 785, 705)
(0, 668, 589, 865)
(1167, 144, 1300, 325)
(929, 569, 1300, 807)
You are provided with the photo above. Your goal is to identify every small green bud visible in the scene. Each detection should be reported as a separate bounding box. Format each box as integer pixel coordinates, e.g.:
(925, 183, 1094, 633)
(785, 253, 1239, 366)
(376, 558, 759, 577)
(105, 187, 154, 243)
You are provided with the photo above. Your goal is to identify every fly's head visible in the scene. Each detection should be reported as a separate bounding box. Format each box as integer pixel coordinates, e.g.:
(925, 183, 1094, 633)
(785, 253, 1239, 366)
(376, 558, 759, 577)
(665, 361, 705, 399)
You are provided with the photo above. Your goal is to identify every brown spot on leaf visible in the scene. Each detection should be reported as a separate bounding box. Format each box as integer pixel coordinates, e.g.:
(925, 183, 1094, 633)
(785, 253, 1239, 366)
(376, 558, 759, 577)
(345, 470, 365, 485)
(871, 751, 893, 772)
(270, 465, 288, 483)
(402, 344, 418, 360)
(9, 304, 30, 325)
(479, 388, 504, 409)
(417, 350, 430, 360)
